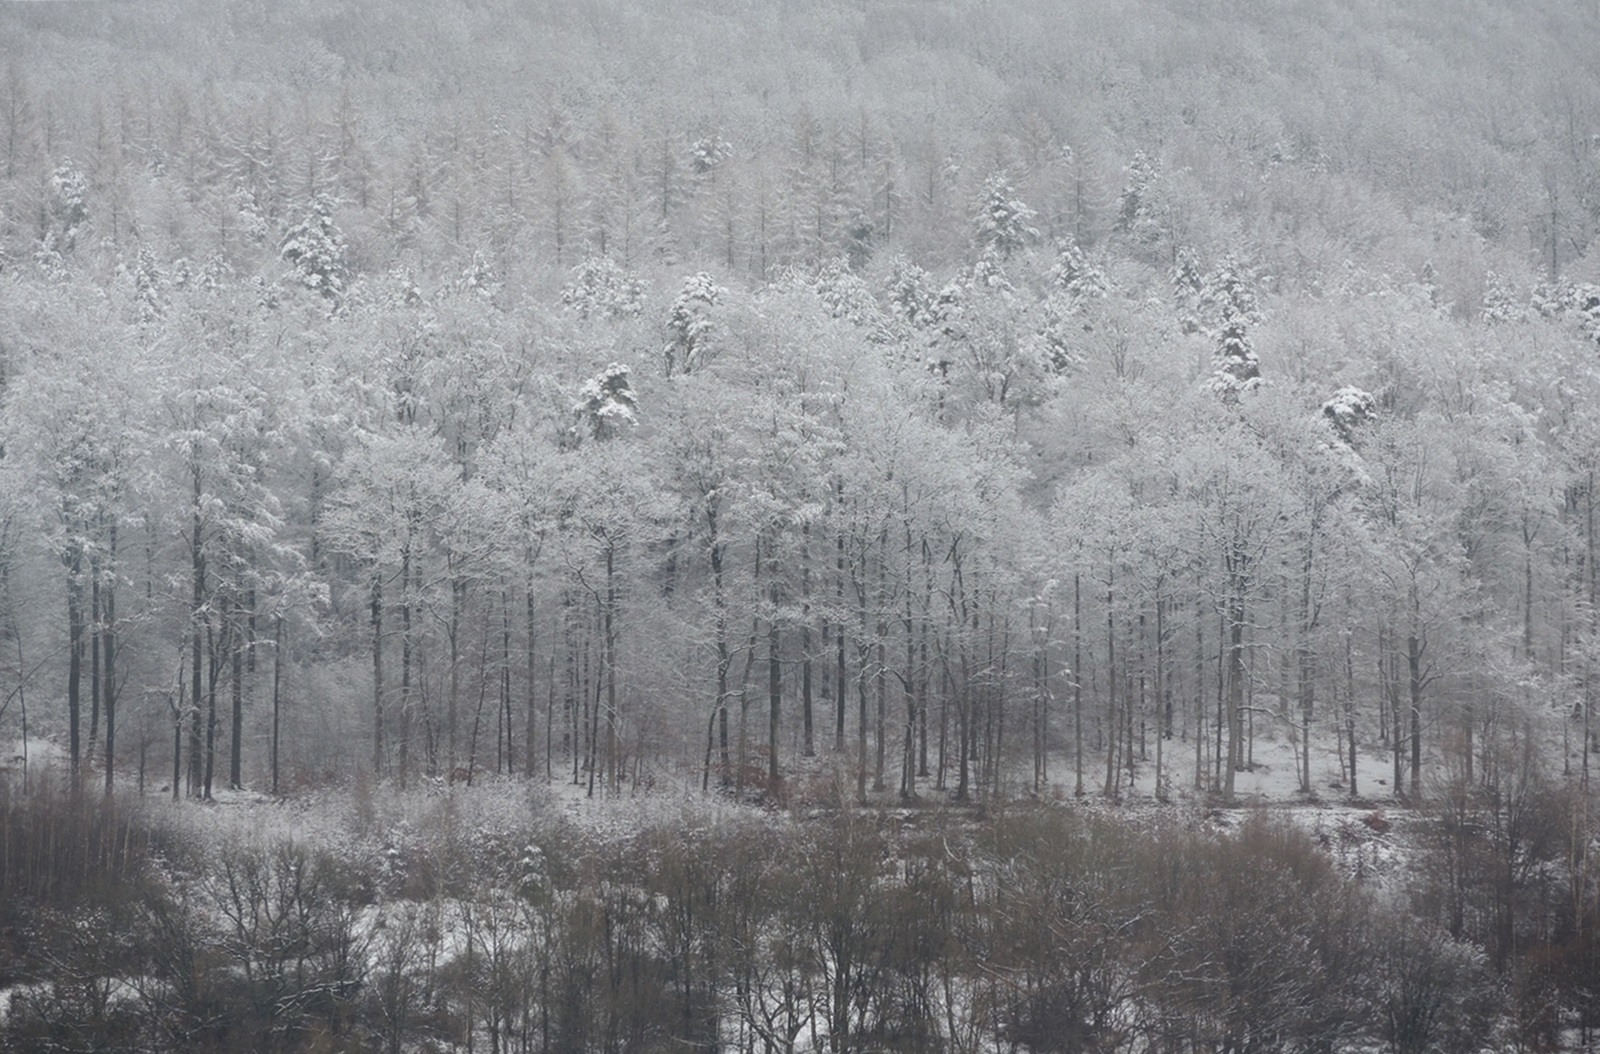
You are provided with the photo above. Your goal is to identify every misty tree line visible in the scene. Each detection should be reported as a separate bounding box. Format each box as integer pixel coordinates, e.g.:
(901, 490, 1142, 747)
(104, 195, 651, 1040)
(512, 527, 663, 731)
(3, 62, 1600, 811)
(7, 787, 1600, 1054)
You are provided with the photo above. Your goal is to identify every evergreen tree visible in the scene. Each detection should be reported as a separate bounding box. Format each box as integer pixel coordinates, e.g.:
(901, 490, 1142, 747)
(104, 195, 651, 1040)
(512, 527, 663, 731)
(561, 255, 646, 322)
(280, 194, 347, 307)
(663, 272, 724, 377)
(572, 363, 639, 443)
(1205, 256, 1262, 400)
(973, 173, 1038, 261)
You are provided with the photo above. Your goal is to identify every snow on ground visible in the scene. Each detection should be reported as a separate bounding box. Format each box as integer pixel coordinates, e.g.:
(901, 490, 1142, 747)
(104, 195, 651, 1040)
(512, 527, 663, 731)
(0, 721, 1463, 902)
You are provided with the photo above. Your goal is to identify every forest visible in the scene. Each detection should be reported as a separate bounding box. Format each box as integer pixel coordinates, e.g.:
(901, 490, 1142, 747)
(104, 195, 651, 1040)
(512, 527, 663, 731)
(3, 0, 1600, 1049)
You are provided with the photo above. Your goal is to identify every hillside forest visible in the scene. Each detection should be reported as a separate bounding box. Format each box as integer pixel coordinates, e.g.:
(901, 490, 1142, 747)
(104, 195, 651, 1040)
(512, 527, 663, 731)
(5, 1, 1600, 1051)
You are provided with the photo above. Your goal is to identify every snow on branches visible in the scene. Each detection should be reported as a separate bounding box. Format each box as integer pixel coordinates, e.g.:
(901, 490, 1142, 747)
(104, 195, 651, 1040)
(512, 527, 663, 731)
(664, 272, 724, 377)
(562, 256, 646, 322)
(280, 195, 348, 307)
(573, 363, 639, 443)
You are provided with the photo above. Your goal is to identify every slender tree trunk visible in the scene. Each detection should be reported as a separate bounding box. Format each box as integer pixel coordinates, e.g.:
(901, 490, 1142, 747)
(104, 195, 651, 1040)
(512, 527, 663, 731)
(371, 574, 384, 776)
(449, 571, 466, 770)
(1195, 595, 1206, 791)
(1155, 597, 1166, 802)
(1408, 629, 1424, 799)
(89, 567, 100, 758)
(229, 619, 244, 789)
(204, 619, 224, 799)
(399, 540, 414, 785)
(873, 530, 887, 793)
(1225, 575, 1246, 802)
(802, 523, 814, 757)
(710, 510, 731, 785)
(65, 542, 84, 789)
(903, 525, 919, 799)
(857, 539, 870, 803)
(768, 540, 782, 794)
(604, 542, 619, 795)
(172, 680, 183, 802)
(527, 578, 538, 780)
(836, 517, 847, 751)
(501, 590, 514, 775)
(189, 462, 205, 797)
(1075, 574, 1085, 798)
(1299, 542, 1316, 795)
(102, 578, 116, 796)
(1344, 628, 1358, 798)
(919, 538, 933, 779)
(1104, 561, 1118, 799)
(272, 614, 283, 795)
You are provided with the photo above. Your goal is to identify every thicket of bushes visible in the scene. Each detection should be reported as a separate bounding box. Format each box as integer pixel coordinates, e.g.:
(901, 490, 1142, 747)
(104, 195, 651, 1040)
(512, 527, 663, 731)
(3, 777, 1598, 1053)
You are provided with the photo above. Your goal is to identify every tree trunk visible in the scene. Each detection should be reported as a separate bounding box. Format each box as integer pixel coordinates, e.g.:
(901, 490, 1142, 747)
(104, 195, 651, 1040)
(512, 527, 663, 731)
(873, 530, 887, 793)
(604, 542, 618, 796)
(1344, 629, 1358, 798)
(189, 468, 206, 798)
(1408, 630, 1424, 799)
(272, 614, 283, 795)
(449, 571, 466, 770)
(229, 619, 244, 789)
(1104, 563, 1118, 799)
(527, 580, 539, 780)
(399, 540, 414, 785)
(102, 571, 116, 797)
(89, 567, 100, 758)
(768, 544, 781, 794)
(65, 542, 84, 789)
(371, 574, 384, 776)
(1225, 590, 1246, 802)
(857, 548, 870, 803)
(801, 522, 814, 758)
(1073, 574, 1085, 797)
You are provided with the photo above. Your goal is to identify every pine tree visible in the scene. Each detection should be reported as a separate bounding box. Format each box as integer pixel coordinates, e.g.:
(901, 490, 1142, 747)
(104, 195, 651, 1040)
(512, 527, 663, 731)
(664, 272, 724, 377)
(1205, 256, 1261, 400)
(280, 193, 347, 307)
(573, 364, 639, 443)
(561, 255, 646, 322)
(1116, 150, 1157, 233)
(973, 173, 1038, 260)
(1322, 387, 1376, 446)
(1480, 271, 1526, 324)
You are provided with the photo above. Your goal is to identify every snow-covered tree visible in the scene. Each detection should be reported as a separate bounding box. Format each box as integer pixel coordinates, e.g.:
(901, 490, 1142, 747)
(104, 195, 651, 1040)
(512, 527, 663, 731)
(1322, 386, 1376, 446)
(664, 272, 724, 377)
(690, 135, 733, 176)
(561, 255, 646, 322)
(452, 250, 501, 301)
(1116, 150, 1157, 234)
(280, 194, 348, 306)
(47, 162, 88, 252)
(1480, 271, 1526, 324)
(973, 174, 1038, 260)
(883, 255, 935, 329)
(133, 247, 164, 326)
(572, 363, 639, 443)
(1172, 247, 1207, 335)
(1205, 256, 1262, 400)
(1047, 241, 1107, 303)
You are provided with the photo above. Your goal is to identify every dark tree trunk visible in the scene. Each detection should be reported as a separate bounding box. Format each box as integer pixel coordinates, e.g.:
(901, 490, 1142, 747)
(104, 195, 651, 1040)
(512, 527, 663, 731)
(65, 543, 84, 789)
(229, 621, 244, 789)
(371, 574, 384, 776)
(801, 523, 815, 759)
(272, 614, 283, 795)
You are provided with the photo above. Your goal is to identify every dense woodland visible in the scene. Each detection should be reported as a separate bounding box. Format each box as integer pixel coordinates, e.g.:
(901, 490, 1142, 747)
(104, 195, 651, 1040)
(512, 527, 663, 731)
(5, 0, 1600, 1050)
